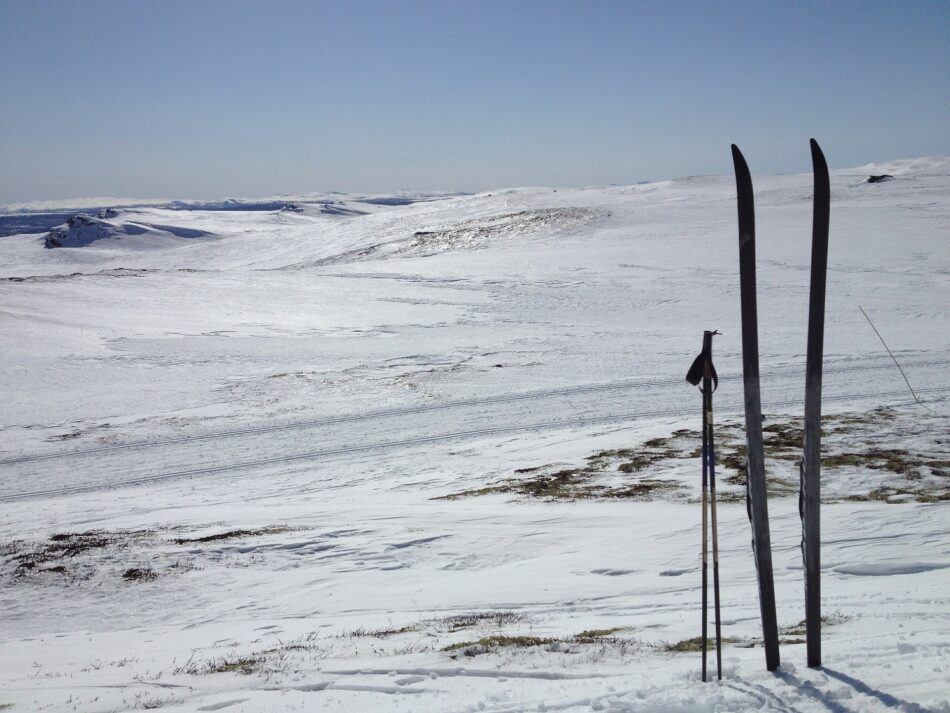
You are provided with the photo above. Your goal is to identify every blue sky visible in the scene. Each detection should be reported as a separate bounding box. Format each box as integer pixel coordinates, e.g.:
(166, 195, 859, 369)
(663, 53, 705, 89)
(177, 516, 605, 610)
(1, 0, 947, 202)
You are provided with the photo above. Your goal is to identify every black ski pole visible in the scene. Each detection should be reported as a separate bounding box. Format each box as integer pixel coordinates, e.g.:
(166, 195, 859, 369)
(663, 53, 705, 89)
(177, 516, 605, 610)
(701, 383, 708, 681)
(704, 336, 723, 681)
(687, 330, 720, 681)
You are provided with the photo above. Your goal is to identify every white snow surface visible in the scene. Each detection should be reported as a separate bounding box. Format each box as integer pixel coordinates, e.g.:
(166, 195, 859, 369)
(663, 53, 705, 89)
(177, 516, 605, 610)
(1, 159, 948, 712)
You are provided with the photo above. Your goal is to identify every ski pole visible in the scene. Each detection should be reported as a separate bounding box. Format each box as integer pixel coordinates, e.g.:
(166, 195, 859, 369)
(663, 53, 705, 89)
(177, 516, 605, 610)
(687, 330, 720, 681)
(704, 337, 723, 681)
(701, 388, 709, 681)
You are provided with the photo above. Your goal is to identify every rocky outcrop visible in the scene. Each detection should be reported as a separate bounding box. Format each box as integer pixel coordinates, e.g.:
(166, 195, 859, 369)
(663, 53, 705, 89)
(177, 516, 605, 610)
(45, 214, 121, 248)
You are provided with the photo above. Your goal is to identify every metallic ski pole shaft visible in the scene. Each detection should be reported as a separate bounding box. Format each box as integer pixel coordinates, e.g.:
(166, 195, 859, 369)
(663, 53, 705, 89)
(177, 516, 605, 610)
(706, 356, 723, 681)
(686, 329, 721, 682)
(701, 399, 709, 682)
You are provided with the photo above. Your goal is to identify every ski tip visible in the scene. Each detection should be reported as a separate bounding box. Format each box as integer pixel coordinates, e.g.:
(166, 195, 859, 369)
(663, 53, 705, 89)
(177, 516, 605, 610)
(810, 139, 829, 175)
(731, 145, 752, 186)
(731, 144, 748, 170)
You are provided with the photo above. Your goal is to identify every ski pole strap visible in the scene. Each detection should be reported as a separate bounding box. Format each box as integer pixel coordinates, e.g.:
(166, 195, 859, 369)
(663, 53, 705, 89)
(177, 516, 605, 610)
(686, 330, 720, 391)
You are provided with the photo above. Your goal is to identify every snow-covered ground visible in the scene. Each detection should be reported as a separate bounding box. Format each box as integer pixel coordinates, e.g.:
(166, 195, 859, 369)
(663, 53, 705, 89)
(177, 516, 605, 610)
(1, 156, 948, 712)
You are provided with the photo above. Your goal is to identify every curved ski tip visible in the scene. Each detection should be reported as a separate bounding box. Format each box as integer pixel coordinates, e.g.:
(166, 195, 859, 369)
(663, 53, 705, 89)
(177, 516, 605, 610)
(810, 138, 828, 169)
(731, 144, 750, 174)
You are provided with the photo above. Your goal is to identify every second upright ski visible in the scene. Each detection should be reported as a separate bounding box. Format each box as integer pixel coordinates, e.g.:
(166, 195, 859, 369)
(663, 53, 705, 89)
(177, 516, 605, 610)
(732, 144, 780, 671)
(802, 138, 830, 668)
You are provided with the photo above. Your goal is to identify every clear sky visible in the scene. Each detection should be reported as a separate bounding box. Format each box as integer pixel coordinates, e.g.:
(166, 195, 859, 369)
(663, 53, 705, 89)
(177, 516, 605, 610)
(1, 0, 947, 202)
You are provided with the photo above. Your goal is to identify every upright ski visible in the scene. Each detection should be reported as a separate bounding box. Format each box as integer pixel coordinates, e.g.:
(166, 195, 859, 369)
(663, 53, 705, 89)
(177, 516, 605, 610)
(802, 138, 830, 668)
(731, 145, 780, 671)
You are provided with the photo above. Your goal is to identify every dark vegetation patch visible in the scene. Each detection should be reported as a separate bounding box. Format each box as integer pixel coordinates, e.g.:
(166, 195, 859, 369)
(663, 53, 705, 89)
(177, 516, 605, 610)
(780, 612, 850, 638)
(122, 567, 158, 582)
(50, 431, 83, 441)
(343, 625, 416, 638)
(3, 530, 151, 579)
(444, 635, 554, 656)
(173, 633, 323, 676)
(175, 653, 263, 676)
(443, 627, 635, 658)
(658, 636, 742, 653)
(845, 486, 950, 504)
(436, 406, 947, 504)
(573, 627, 628, 643)
(435, 434, 691, 501)
(1, 524, 299, 586)
(433, 611, 525, 631)
(678, 408, 945, 503)
(718, 409, 948, 502)
(342, 611, 526, 642)
(172, 526, 292, 545)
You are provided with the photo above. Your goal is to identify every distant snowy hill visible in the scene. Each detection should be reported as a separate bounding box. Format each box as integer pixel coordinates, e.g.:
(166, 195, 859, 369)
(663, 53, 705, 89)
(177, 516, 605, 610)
(44, 212, 214, 248)
(0, 191, 466, 239)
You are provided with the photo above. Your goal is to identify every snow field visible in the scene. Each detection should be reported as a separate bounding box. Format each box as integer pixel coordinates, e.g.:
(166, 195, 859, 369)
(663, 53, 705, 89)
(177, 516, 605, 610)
(1, 157, 948, 711)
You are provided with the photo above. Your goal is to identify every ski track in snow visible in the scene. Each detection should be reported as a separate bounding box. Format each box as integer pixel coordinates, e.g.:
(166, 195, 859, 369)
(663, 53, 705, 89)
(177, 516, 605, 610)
(1, 164, 949, 712)
(0, 386, 945, 502)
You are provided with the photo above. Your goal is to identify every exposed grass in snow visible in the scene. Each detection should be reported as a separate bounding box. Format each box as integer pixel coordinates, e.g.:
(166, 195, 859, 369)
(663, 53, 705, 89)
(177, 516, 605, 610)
(573, 627, 629, 642)
(436, 432, 693, 501)
(443, 635, 555, 654)
(779, 611, 851, 637)
(174, 651, 263, 676)
(438, 407, 948, 504)
(658, 636, 743, 653)
(342, 625, 417, 638)
(656, 612, 854, 654)
(713, 408, 948, 502)
(429, 610, 526, 631)
(122, 566, 158, 582)
(308, 207, 601, 265)
(2, 529, 153, 579)
(341, 611, 527, 640)
(171, 525, 292, 544)
(1, 524, 297, 585)
(173, 633, 325, 677)
(443, 628, 635, 658)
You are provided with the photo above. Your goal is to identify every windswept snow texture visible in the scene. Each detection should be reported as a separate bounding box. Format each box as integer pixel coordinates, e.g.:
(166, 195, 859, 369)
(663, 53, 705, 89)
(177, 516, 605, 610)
(1, 163, 949, 712)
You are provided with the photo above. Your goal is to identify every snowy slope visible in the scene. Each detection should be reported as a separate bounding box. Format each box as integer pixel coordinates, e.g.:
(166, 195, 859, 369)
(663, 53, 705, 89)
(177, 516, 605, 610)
(0, 158, 948, 712)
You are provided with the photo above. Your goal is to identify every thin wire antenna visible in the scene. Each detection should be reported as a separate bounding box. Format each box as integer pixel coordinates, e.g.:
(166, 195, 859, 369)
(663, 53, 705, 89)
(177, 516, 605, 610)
(859, 305, 928, 408)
